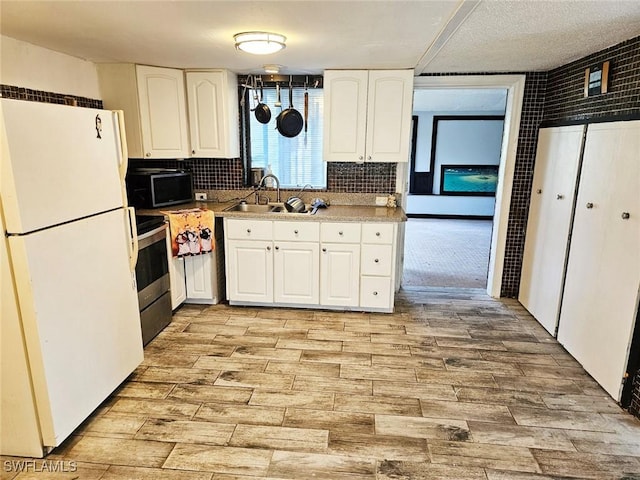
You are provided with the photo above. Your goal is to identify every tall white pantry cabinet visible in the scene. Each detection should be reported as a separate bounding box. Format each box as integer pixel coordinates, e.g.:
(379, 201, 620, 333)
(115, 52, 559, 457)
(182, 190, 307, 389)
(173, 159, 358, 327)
(520, 120, 640, 401)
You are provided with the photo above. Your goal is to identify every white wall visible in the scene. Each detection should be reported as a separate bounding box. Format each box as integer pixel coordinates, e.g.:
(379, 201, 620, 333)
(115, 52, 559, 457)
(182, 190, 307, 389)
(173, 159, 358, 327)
(0, 35, 100, 99)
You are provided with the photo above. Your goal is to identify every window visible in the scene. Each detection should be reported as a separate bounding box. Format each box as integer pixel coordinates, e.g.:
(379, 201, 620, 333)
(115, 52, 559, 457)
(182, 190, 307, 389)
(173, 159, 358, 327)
(248, 87, 325, 188)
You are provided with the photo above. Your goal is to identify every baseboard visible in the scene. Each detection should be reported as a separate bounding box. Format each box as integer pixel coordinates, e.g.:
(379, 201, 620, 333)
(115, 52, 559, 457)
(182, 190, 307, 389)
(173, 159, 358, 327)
(407, 213, 494, 220)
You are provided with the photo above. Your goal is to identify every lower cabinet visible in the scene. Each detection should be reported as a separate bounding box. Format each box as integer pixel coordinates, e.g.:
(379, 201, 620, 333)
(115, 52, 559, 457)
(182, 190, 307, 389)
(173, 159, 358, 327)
(320, 243, 360, 307)
(224, 217, 398, 312)
(166, 228, 222, 309)
(226, 239, 273, 303)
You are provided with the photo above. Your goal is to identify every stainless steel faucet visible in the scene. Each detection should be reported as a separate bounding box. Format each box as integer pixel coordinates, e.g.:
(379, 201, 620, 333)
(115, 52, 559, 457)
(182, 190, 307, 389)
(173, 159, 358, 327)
(258, 174, 281, 203)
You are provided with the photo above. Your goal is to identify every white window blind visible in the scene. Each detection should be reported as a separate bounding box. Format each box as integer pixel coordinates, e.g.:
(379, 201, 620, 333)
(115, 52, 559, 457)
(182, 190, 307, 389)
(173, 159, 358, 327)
(249, 87, 326, 188)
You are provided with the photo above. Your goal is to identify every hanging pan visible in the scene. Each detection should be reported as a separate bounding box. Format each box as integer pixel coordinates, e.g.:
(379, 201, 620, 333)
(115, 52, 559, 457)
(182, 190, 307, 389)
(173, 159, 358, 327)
(254, 77, 271, 124)
(276, 78, 303, 138)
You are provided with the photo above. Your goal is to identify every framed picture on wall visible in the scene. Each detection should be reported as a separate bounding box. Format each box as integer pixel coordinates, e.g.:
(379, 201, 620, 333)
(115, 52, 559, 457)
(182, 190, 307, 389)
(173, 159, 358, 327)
(440, 164, 499, 196)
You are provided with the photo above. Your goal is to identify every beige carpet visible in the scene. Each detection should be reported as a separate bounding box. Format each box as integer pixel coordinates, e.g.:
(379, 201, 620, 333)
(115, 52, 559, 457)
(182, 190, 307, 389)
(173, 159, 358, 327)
(402, 218, 493, 289)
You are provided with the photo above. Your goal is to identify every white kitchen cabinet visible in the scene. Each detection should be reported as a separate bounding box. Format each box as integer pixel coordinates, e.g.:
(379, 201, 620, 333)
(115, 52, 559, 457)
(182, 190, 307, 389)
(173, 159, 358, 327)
(320, 243, 361, 307)
(97, 64, 189, 159)
(166, 231, 187, 310)
(184, 254, 218, 303)
(557, 120, 640, 401)
(226, 239, 273, 304)
(225, 219, 274, 304)
(274, 241, 320, 305)
(360, 222, 396, 311)
(185, 70, 240, 158)
(323, 69, 413, 163)
(519, 125, 584, 335)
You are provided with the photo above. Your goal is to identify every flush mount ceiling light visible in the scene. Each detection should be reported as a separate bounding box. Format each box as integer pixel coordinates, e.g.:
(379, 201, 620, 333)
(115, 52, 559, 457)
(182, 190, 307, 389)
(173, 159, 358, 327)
(263, 64, 282, 74)
(234, 31, 286, 55)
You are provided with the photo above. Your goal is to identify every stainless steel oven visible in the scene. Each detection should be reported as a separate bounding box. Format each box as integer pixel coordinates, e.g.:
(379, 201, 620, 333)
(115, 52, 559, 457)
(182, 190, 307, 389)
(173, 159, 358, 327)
(135, 215, 171, 345)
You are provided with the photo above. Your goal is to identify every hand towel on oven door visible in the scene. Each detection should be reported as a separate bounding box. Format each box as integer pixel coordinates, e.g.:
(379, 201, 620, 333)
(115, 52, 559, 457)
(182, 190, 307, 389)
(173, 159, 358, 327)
(163, 208, 215, 257)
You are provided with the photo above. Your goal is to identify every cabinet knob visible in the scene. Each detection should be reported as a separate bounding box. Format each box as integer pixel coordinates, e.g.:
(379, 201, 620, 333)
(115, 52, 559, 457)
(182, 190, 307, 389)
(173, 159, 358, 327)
(191, 150, 196, 155)
(145, 152, 151, 157)
(266, 246, 271, 251)
(294, 230, 298, 234)
(586, 202, 594, 209)
(376, 232, 381, 236)
(374, 258, 379, 263)
(322, 248, 327, 252)
(338, 231, 343, 236)
(358, 155, 364, 161)
(247, 228, 251, 233)
(367, 156, 372, 161)
(536, 189, 542, 194)
(622, 212, 631, 220)
(556, 194, 564, 200)
(275, 245, 280, 250)
(373, 291, 378, 296)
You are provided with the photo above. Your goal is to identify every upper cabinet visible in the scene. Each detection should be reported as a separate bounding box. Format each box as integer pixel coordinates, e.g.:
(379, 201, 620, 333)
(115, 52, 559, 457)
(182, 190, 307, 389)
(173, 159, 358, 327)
(97, 64, 189, 159)
(185, 70, 240, 159)
(323, 69, 414, 163)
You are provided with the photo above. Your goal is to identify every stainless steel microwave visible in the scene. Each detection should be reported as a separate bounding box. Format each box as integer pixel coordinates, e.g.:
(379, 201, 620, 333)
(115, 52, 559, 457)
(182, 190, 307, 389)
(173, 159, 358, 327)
(126, 168, 193, 208)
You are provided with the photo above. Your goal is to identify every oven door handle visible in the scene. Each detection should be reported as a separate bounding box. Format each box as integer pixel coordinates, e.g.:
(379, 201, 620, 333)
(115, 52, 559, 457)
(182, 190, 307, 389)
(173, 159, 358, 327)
(127, 206, 139, 271)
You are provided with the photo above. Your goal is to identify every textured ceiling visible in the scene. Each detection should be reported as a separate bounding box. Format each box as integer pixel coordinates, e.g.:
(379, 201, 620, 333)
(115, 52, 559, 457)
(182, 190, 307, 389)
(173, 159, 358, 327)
(0, 0, 639, 75)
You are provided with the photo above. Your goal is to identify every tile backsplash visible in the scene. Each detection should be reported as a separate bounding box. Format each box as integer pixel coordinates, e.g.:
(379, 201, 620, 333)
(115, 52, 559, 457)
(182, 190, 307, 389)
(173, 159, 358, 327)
(0, 84, 103, 109)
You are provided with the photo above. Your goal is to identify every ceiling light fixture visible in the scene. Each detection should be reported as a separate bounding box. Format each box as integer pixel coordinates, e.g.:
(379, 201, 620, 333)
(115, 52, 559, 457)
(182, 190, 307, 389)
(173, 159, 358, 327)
(263, 64, 281, 74)
(234, 31, 286, 55)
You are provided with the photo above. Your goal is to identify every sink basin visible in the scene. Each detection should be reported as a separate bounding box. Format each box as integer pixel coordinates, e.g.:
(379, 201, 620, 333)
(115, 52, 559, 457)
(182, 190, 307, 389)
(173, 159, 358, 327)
(224, 202, 286, 213)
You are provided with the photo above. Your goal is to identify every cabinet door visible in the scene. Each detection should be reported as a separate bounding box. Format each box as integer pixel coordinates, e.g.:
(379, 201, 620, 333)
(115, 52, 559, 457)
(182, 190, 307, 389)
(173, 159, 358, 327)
(166, 233, 186, 309)
(519, 125, 584, 335)
(323, 70, 368, 162)
(365, 70, 413, 163)
(186, 70, 239, 158)
(227, 240, 273, 303)
(320, 243, 360, 307)
(184, 254, 215, 302)
(557, 120, 640, 401)
(274, 241, 320, 305)
(136, 65, 189, 158)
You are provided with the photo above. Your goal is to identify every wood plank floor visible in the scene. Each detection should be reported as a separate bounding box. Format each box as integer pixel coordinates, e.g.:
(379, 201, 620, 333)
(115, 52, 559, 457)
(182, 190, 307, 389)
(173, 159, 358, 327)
(3, 287, 640, 479)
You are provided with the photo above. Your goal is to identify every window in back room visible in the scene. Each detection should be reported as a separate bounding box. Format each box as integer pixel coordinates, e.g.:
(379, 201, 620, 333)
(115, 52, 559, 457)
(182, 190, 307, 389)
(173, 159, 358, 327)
(243, 80, 326, 189)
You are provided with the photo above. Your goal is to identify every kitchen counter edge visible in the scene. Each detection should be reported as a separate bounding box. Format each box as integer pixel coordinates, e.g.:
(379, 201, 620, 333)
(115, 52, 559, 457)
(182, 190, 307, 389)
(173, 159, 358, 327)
(136, 201, 407, 223)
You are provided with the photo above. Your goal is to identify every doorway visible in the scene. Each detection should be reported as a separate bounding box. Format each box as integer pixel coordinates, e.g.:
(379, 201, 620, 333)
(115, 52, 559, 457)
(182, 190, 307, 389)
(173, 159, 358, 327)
(397, 75, 526, 297)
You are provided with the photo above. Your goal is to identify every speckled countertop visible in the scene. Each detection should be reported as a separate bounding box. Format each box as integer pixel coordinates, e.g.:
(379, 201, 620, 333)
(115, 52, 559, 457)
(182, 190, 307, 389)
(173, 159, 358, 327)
(137, 200, 407, 223)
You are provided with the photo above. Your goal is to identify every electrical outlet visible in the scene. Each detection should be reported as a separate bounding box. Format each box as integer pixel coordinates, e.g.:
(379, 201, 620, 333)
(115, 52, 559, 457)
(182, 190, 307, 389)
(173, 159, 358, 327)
(195, 192, 207, 201)
(375, 196, 387, 206)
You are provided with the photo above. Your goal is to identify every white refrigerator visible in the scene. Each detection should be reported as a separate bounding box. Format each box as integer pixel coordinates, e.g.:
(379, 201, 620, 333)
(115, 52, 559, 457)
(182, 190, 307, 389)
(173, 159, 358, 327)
(1, 99, 143, 457)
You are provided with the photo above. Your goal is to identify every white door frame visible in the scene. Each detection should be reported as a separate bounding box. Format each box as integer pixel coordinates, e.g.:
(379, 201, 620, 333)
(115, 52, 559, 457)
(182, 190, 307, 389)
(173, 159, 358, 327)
(407, 75, 527, 298)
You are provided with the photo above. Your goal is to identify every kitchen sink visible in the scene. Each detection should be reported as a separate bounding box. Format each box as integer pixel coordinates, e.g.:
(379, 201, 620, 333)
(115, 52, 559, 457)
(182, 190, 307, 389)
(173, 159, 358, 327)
(224, 202, 286, 213)
(224, 202, 315, 214)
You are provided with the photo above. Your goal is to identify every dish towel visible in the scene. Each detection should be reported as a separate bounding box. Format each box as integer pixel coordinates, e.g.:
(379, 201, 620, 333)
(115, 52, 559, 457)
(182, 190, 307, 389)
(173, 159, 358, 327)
(163, 208, 215, 257)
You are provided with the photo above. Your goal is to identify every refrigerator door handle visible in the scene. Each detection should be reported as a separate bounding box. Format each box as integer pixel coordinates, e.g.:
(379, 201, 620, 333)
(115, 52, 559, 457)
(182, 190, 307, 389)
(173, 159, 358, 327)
(126, 207, 139, 271)
(114, 110, 129, 188)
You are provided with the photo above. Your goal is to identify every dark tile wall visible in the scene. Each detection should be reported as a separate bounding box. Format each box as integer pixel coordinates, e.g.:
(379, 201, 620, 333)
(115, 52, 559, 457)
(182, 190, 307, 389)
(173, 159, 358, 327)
(543, 36, 640, 124)
(500, 73, 548, 297)
(327, 162, 396, 193)
(0, 84, 103, 109)
(631, 372, 640, 418)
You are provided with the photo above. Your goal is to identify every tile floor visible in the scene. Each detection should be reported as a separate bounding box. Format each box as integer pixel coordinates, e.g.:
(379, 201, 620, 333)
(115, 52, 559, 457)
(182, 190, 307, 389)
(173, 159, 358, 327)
(3, 287, 640, 479)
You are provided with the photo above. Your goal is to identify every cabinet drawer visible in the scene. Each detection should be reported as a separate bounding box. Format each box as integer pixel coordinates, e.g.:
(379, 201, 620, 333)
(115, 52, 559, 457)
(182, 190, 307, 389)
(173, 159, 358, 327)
(274, 221, 320, 242)
(362, 223, 395, 244)
(360, 276, 392, 309)
(321, 222, 361, 243)
(226, 219, 272, 240)
(361, 244, 393, 276)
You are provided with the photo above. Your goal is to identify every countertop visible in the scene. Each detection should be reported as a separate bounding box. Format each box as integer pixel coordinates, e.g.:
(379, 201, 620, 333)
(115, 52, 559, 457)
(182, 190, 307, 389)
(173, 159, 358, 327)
(137, 201, 407, 223)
